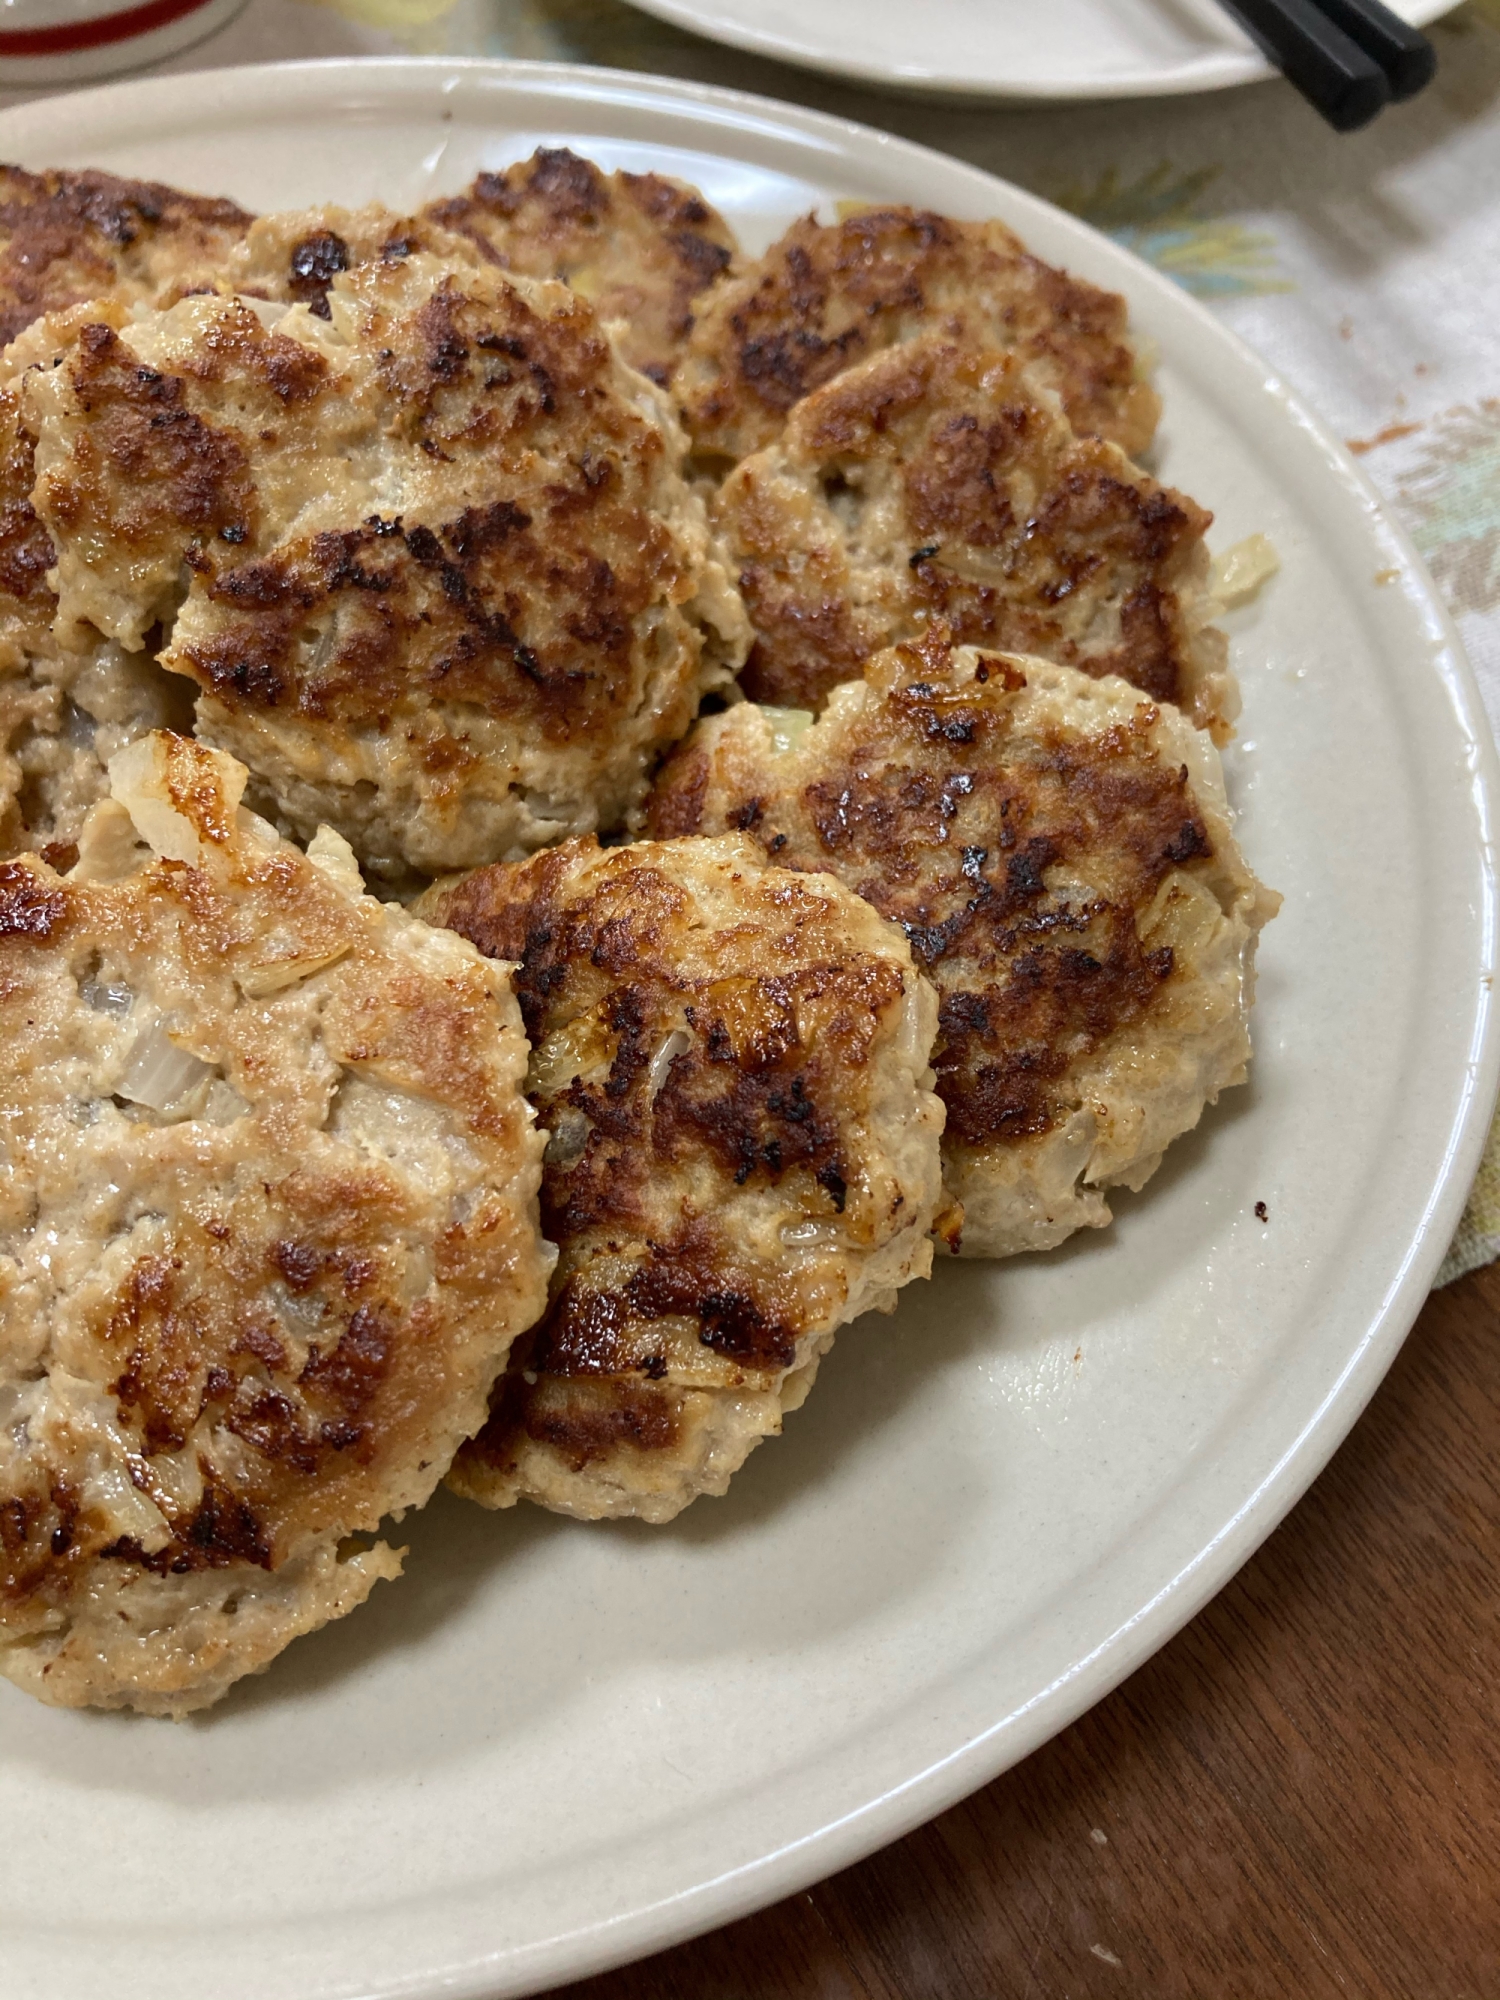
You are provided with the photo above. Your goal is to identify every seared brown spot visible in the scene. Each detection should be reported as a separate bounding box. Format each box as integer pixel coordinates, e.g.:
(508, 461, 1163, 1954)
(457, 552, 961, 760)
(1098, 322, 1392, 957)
(247, 331, 329, 407)
(56, 321, 256, 553)
(0, 862, 66, 940)
(233, 1321, 290, 1371)
(427, 854, 538, 969)
(735, 576, 872, 712)
(0, 1495, 37, 1558)
(682, 206, 1154, 460)
(270, 1239, 321, 1290)
(224, 1385, 322, 1475)
(470, 1369, 680, 1475)
(535, 1235, 799, 1376)
(0, 1482, 81, 1599)
(526, 1388, 676, 1468)
(287, 229, 349, 317)
(626, 1251, 798, 1368)
(107, 1256, 214, 1455)
(0, 164, 251, 348)
(101, 1470, 271, 1575)
(0, 393, 55, 621)
(646, 747, 707, 837)
(301, 1302, 391, 1407)
(421, 148, 738, 383)
(413, 287, 473, 387)
(482, 148, 603, 223)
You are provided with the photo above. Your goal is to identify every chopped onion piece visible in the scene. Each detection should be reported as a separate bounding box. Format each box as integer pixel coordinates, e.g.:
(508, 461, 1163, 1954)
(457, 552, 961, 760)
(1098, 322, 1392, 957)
(527, 1014, 612, 1098)
(781, 1219, 836, 1247)
(238, 944, 351, 998)
(521, 789, 584, 827)
(117, 1025, 213, 1119)
(80, 976, 133, 1017)
(202, 1080, 250, 1125)
(238, 293, 291, 332)
(80, 1463, 172, 1553)
(646, 1028, 691, 1102)
(108, 733, 247, 866)
(1213, 533, 1280, 609)
(543, 1107, 590, 1170)
(762, 706, 813, 756)
(306, 825, 365, 896)
(70, 800, 148, 883)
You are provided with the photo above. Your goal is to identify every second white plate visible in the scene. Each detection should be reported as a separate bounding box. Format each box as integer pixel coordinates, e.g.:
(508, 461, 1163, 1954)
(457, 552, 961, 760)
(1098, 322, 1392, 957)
(625, 0, 1457, 102)
(0, 56, 1494, 2000)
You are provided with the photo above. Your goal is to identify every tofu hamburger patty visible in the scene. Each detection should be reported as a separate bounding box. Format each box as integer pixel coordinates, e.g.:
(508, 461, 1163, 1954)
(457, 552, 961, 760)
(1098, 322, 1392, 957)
(648, 636, 1277, 1258)
(422, 148, 739, 388)
(420, 832, 945, 1522)
(0, 163, 251, 349)
(713, 333, 1236, 737)
(0, 733, 551, 1714)
(677, 204, 1159, 465)
(11, 240, 748, 882)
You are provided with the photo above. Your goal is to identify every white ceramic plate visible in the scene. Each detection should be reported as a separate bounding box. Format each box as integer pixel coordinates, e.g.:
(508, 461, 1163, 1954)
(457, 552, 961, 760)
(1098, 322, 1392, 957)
(0, 58, 1494, 2000)
(625, 0, 1457, 101)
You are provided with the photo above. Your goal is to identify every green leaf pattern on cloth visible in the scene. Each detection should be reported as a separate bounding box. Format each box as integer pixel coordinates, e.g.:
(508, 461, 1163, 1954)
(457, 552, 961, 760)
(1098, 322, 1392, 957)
(1054, 167, 1292, 299)
(1395, 402, 1500, 619)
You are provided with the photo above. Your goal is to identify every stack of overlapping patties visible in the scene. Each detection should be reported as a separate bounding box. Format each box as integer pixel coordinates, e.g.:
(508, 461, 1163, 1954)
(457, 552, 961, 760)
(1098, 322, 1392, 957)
(0, 154, 1278, 1714)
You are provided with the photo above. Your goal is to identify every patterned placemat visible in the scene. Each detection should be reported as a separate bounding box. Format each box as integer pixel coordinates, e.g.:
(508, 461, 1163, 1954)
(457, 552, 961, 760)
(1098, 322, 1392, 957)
(9, 0, 1500, 1279)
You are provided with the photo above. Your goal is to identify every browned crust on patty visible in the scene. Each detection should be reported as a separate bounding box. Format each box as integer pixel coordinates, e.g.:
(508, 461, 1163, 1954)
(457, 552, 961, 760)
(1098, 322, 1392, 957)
(41, 311, 267, 572)
(677, 206, 1159, 462)
(651, 638, 1194, 1146)
(0, 164, 251, 349)
(424, 832, 943, 1519)
(472, 1367, 684, 1478)
(0, 735, 550, 1710)
(214, 203, 485, 320)
(647, 635, 1275, 1253)
(716, 336, 1231, 732)
(0, 387, 54, 672)
(422, 149, 739, 386)
(20, 249, 742, 876)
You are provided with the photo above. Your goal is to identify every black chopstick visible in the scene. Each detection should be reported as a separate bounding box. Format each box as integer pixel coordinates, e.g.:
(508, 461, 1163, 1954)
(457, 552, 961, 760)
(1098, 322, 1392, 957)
(1216, 0, 1435, 129)
(1309, 0, 1437, 99)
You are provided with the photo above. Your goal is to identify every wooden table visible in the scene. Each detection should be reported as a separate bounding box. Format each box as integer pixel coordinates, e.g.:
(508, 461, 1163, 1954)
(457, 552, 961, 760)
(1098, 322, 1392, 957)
(558, 1262, 1500, 1999)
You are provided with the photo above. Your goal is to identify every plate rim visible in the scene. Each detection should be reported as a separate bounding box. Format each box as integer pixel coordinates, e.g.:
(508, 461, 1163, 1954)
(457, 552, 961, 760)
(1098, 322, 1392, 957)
(0, 54, 1496, 2000)
(619, 0, 1459, 101)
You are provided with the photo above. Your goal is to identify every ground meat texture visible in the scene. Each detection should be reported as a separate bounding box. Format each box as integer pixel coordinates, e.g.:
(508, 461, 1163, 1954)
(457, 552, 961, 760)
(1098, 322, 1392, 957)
(0, 732, 550, 1714)
(421, 830, 944, 1522)
(712, 334, 1236, 739)
(0, 163, 251, 348)
(676, 205, 1159, 464)
(13, 230, 748, 882)
(422, 150, 739, 387)
(647, 635, 1278, 1258)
